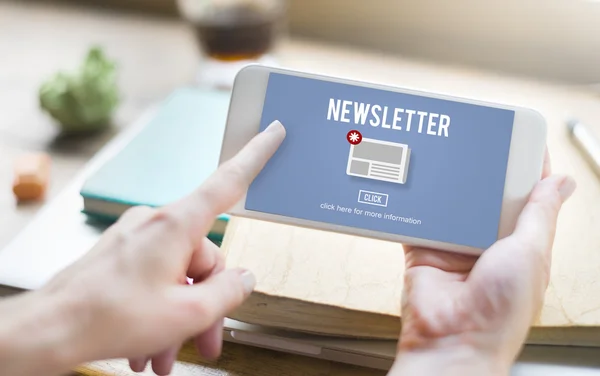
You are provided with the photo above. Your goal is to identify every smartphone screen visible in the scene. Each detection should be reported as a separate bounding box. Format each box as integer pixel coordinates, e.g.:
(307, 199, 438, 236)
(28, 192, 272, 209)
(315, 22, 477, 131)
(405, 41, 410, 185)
(245, 72, 515, 249)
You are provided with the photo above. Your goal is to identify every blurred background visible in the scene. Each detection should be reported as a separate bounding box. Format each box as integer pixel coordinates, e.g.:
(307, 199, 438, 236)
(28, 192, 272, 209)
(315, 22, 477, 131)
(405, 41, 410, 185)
(13, 0, 600, 83)
(2, 0, 600, 239)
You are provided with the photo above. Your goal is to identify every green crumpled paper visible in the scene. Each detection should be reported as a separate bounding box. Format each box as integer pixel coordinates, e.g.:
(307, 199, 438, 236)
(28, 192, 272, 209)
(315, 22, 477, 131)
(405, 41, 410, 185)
(39, 46, 120, 133)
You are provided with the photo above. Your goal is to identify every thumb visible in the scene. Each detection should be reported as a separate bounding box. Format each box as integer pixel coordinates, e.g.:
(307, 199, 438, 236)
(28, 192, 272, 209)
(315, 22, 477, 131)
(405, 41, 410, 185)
(469, 174, 576, 292)
(511, 174, 576, 256)
(176, 268, 256, 334)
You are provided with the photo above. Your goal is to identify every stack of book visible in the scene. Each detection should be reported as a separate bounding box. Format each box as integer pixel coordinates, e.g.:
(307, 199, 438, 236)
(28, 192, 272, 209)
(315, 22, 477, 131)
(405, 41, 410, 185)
(79, 87, 231, 243)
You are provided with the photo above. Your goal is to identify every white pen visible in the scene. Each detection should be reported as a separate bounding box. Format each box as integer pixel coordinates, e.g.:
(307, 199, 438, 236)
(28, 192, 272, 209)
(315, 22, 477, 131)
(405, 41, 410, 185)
(567, 118, 600, 177)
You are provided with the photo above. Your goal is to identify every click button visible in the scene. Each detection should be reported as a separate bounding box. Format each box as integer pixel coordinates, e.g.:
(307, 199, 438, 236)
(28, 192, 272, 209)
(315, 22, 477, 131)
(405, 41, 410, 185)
(358, 190, 389, 207)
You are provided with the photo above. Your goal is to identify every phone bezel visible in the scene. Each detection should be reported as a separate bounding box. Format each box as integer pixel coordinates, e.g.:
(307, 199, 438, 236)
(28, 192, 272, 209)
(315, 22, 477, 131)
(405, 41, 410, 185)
(218, 65, 547, 255)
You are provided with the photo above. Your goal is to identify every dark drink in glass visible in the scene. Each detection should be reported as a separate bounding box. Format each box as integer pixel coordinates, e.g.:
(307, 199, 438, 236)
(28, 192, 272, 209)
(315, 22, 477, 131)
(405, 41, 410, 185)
(178, 0, 287, 88)
(194, 2, 280, 61)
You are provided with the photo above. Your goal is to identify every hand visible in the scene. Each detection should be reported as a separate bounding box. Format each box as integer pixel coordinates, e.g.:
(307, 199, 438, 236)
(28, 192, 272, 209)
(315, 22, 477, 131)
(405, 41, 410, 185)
(37, 120, 286, 375)
(391, 150, 576, 375)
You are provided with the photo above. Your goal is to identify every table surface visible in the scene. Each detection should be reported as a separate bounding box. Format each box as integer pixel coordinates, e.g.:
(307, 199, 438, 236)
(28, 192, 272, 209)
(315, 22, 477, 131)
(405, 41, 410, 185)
(3, 1, 600, 375)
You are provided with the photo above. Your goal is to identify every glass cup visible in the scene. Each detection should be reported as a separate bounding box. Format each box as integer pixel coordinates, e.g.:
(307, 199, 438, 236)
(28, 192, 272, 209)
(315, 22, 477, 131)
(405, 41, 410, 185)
(177, 0, 288, 89)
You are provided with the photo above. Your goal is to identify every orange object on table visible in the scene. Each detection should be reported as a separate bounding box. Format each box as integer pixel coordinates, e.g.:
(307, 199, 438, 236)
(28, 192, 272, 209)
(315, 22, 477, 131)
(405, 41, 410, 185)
(12, 152, 51, 201)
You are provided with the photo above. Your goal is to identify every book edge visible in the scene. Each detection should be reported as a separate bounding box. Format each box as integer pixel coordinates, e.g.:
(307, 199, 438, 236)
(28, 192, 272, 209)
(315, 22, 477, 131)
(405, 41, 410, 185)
(229, 291, 600, 346)
(81, 210, 228, 243)
(228, 290, 401, 340)
(81, 199, 230, 222)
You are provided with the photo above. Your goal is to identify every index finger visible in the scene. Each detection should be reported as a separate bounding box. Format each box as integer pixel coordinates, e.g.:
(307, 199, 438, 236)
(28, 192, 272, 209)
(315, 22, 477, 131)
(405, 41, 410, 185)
(165, 120, 286, 244)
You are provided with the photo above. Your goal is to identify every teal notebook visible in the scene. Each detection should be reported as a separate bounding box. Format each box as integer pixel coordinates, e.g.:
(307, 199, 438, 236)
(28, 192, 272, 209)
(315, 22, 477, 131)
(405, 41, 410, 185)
(80, 87, 231, 242)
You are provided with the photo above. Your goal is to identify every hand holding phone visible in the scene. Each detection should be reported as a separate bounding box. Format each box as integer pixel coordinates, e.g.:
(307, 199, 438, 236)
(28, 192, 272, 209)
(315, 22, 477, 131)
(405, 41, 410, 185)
(219, 65, 547, 255)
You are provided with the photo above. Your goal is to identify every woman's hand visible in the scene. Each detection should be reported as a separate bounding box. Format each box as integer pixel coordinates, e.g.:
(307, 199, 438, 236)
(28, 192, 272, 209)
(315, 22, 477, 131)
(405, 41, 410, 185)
(23, 120, 285, 376)
(390, 151, 576, 375)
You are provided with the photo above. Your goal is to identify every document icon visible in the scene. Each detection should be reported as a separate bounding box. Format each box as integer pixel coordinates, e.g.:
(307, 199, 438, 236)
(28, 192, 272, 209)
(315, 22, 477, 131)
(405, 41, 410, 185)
(346, 138, 411, 184)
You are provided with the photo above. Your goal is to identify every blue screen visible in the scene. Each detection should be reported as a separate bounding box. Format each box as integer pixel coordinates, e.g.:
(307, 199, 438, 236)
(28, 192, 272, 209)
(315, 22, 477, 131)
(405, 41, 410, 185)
(245, 73, 514, 249)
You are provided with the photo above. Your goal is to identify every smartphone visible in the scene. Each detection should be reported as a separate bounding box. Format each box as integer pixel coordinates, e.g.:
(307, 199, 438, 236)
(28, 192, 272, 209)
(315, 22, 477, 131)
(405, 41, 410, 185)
(219, 65, 547, 255)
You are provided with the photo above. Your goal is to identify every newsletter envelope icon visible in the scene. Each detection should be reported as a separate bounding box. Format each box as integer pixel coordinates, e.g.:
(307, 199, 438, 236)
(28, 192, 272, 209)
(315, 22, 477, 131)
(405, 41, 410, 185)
(346, 138, 411, 184)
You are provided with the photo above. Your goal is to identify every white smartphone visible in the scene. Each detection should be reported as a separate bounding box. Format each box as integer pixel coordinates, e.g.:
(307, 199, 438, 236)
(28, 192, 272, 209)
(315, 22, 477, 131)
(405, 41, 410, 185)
(219, 65, 547, 255)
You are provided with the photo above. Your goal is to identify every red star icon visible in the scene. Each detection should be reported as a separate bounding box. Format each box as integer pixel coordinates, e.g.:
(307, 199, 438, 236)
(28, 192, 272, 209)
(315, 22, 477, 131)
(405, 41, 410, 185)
(347, 130, 363, 145)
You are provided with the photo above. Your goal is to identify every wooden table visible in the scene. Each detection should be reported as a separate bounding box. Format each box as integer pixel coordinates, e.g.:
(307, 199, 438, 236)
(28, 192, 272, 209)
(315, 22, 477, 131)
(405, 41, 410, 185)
(3, 1, 600, 375)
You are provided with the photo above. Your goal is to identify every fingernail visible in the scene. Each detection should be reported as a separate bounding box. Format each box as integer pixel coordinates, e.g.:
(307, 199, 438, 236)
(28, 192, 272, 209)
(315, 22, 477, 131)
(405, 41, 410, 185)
(558, 176, 577, 201)
(236, 268, 256, 295)
(264, 120, 285, 134)
(129, 357, 148, 372)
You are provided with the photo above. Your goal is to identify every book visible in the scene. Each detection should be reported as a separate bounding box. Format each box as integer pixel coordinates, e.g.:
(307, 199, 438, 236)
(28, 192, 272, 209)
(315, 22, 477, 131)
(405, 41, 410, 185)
(80, 87, 231, 241)
(222, 216, 404, 339)
(221, 216, 600, 347)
